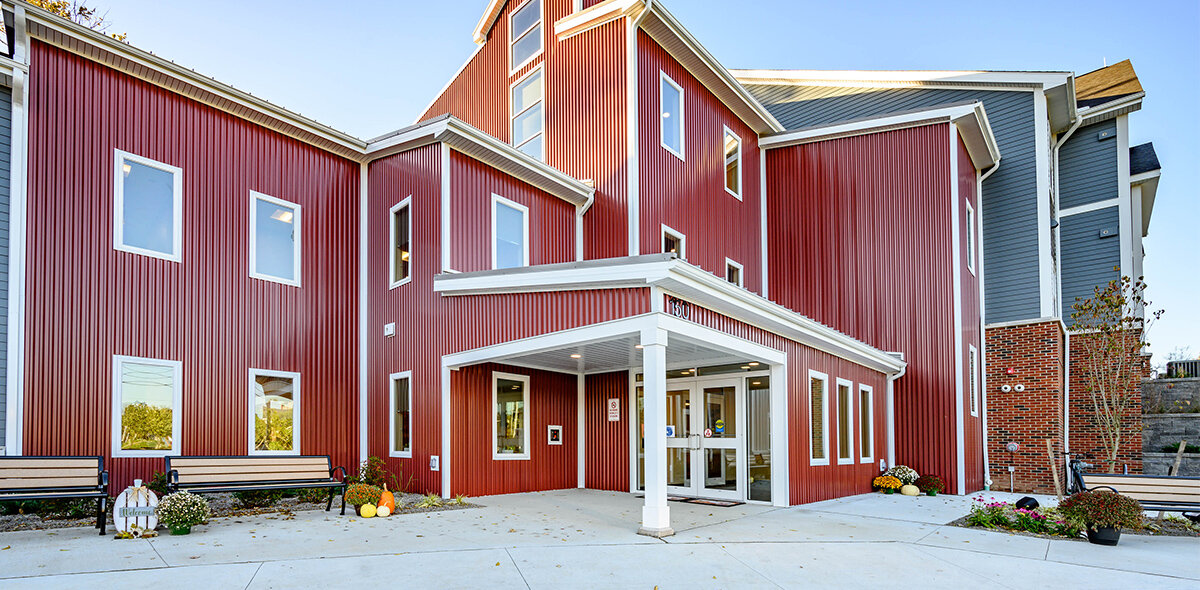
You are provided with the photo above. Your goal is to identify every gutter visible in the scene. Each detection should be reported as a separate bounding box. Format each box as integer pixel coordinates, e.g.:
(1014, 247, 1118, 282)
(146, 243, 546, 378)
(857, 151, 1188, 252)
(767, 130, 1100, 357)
(885, 356, 907, 469)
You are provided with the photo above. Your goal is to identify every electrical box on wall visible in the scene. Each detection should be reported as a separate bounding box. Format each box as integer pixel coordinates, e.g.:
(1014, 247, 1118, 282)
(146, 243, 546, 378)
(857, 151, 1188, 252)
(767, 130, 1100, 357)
(384, 322, 396, 337)
(429, 455, 439, 471)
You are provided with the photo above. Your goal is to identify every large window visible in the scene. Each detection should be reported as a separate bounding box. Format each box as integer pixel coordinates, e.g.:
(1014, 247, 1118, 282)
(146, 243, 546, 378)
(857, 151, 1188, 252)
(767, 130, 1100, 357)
(724, 127, 741, 198)
(250, 191, 302, 286)
(860, 384, 874, 463)
(836, 379, 854, 464)
(660, 71, 684, 159)
(249, 369, 300, 455)
(113, 150, 183, 261)
(492, 195, 529, 269)
(969, 345, 979, 417)
(111, 356, 182, 457)
(493, 372, 530, 459)
(390, 371, 412, 458)
(966, 199, 977, 275)
(390, 198, 412, 288)
(511, 68, 545, 160)
(809, 370, 829, 466)
(509, 0, 542, 72)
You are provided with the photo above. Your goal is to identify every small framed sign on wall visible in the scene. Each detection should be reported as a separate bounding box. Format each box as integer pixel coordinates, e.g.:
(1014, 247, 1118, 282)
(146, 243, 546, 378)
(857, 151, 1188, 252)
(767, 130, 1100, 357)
(547, 425, 563, 445)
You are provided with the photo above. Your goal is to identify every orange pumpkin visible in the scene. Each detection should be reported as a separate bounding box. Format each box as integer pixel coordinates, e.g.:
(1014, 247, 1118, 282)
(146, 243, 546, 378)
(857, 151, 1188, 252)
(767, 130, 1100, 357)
(378, 484, 396, 513)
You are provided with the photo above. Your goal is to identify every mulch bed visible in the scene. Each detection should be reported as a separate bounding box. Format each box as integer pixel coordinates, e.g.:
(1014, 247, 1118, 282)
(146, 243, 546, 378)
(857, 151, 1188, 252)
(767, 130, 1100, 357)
(948, 514, 1200, 540)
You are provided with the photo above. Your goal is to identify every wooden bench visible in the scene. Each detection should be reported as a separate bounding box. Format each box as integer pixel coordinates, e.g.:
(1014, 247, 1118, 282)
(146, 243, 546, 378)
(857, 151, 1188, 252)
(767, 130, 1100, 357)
(165, 456, 348, 514)
(1083, 473, 1200, 517)
(0, 456, 109, 535)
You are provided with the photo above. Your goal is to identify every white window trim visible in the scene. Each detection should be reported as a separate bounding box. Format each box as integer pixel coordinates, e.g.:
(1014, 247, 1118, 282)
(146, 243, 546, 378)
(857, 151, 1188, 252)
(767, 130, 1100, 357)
(661, 224, 686, 260)
(965, 199, 977, 276)
(389, 370, 413, 458)
(723, 125, 743, 200)
(492, 371, 531, 460)
(389, 197, 413, 289)
(659, 71, 685, 161)
(508, 0, 544, 76)
(248, 368, 302, 456)
(808, 369, 830, 466)
(491, 194, 530, 269)
(111, 355, 183, 458)
(509, 66, 546, 160)
(835, 378, 855, 465)
(113, 149, 183, 262)
(969, 345, 979, 417)
(725, 257, 744, 287)
(249, 190, 302, 287)
(859, 384, 875, 464)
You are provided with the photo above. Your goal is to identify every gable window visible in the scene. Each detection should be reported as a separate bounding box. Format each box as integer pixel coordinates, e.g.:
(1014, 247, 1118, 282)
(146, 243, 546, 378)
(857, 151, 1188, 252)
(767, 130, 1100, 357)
(111, 355, 182, 457)
(390, 371, 412, 457)
(493, 372, 530, 459)
(114, 150, 183, 261)
(966, 200, 977, 275)
(250, 191, 301, 286)
(859, 384, 874, 463)
(390, 198, 412, 288)
(969, 345, 979, 417)
(725, 258, 743, 287)
(511, 68, 545, 160)
(836, 379, 854, 465)
(492, 195, 529, 269)
(662, 225, 685, 259)
(249, 369, 300, 455)
(809, 370, 829, 466)
(510, 0, 542, 72)
(724, 127, 741, 198)
(660, 72, 684, 159)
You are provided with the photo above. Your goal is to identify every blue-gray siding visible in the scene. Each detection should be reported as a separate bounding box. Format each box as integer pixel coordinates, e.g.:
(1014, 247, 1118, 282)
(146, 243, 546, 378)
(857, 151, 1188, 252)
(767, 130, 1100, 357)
(1059, 119, 1118, 210)
(745, 84, 1042, 323)
(0, 86, 8, 448)
(1060, 206, 1120, 322)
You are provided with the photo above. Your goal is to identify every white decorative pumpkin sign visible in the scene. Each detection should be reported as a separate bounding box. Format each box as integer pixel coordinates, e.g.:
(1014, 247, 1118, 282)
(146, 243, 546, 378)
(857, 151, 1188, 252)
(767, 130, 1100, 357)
(113, 483, 159, 535)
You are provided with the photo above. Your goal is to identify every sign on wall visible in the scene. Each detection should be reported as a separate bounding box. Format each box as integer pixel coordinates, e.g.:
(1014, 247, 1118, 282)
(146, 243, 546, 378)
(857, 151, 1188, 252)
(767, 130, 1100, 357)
(547, 425, 563, 445)
(607, 398, 620, 421)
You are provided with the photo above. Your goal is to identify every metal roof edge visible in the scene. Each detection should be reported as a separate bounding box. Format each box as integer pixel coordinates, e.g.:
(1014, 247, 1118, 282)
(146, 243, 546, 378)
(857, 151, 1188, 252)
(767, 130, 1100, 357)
(730, 68, 1072, 89)
(759, 102, 974, 149)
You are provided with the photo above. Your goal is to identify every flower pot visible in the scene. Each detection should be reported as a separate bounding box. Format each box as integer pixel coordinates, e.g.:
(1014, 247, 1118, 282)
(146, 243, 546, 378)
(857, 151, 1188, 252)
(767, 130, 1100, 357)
(927, 490, 938, 497)
(168, 524, 192, 536)
(883, 489, 894, 495)
(1086, 526, 1121, 546)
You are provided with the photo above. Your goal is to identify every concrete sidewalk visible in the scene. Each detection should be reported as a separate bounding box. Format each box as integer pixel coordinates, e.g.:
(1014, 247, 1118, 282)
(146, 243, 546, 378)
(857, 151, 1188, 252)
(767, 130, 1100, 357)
(0, 490, 1195, 589)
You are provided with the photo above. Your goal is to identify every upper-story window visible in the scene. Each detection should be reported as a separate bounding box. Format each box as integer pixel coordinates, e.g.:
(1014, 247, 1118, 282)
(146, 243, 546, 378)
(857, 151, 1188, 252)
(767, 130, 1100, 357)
(390, 197, 412, 288)
(492, 194, 529, 269)
(965, 199, 977, 275)
(662, 225, 685, 259)
(511, 68, 545, 161)
(724, 127, 741, 198)
(510, 0, 542, 72)
(250, 191, 302, 286)
(660, 72, 684, 160)
(114, 150, 183, 262)
(725, 258, 743, 287)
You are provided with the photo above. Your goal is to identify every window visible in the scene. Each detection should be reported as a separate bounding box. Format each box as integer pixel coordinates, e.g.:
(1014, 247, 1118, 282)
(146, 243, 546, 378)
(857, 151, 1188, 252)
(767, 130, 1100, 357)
(113, 150, 183, 261)
(511, 68, 545, 160)
(836, 379, 854, 464)
(390, 198, 412, 288)
(809, 370, 829, 466)
(859, 384, 874, 463)
(966, 200, 977, 275)
(969, 345, 979, 417)
(250, 191, 301, 286)
(660, 72, 684, 159)
(493, 372, 530, 459)
(492, 195, 529, 269)
(390, 371, 412, 457)
(111, 356, 182, 457)
(509, 0, 542, 72)
(723, 127, 741, 198)
(725, 258, 743, 287)
(662, 225, 685, 259)
(249, 369, 300, 455)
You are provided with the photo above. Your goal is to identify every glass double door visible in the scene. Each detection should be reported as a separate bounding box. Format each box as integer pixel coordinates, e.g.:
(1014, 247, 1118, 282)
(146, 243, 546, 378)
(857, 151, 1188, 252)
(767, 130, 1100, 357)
(663, 380, 742, 500)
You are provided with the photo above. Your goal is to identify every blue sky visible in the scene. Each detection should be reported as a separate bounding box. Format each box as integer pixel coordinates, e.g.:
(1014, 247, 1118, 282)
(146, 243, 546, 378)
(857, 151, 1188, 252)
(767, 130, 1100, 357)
(97, 0, 1199, 360)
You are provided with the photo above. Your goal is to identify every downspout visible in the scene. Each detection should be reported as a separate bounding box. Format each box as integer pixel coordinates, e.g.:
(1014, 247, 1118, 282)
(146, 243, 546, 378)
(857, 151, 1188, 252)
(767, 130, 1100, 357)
(4, 3, 29, 455)
(624, 1, 652, 257)
(1051, 115, 1082, 482)
(358, 161, 370, 464)
(575, 183, 595, 262)
(886, 359, 906, 470)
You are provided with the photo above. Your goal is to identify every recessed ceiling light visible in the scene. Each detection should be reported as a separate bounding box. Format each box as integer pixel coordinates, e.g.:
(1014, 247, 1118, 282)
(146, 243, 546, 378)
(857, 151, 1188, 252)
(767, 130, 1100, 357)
(740, 366, 750, 370)
(570, 354, 582, 359)
(752, 381, 761, 385)
(748, 362, 760, 367)
(635, 345, 644, 349)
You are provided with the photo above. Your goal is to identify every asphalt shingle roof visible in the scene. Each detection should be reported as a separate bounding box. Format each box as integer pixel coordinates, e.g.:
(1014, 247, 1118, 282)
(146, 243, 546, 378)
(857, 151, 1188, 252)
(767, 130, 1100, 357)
(1130, 142, 1161, 175)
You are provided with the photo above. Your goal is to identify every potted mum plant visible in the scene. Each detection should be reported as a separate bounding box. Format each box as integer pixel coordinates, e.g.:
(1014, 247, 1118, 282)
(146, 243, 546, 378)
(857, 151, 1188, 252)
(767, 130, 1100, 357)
(345, 483, 383, 514)
(914, 475, 944, 497)
(872, 475, 902, 494)
(156, 491, 211, 535)
(1058, 489, 1143, 546)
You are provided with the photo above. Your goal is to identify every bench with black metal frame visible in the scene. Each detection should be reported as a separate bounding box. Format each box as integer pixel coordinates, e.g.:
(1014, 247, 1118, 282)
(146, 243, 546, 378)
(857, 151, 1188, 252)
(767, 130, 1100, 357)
(1081, 472, 1200, 522)
(165, 455, 348, 514)
(0, 456, 110, 535)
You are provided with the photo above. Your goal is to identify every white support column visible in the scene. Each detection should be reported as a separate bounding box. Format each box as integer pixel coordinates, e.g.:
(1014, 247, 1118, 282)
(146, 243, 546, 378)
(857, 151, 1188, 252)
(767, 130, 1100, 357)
(577, 373, 586, 489)
(637, 326, 672, 537)
(769, 361, 789, 506)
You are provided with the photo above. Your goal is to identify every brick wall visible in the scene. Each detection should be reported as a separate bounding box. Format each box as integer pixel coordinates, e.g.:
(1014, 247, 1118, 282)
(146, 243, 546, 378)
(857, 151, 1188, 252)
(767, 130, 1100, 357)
(985, 320, 1066, 494)
(1068, 330, 1147, 474)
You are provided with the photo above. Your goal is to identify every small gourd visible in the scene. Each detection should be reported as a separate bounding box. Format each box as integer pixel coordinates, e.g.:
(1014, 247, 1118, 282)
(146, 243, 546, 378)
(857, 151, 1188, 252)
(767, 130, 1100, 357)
(379, 484, 396, 513)
(360, 503, 377, 518)
(376, 505, 392, 517)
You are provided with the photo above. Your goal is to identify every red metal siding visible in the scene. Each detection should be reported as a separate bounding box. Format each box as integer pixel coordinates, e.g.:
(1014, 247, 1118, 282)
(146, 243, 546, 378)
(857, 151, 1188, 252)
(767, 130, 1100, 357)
(959, 136, 985, 491)
(637, 31, 763, 293)
(584, 370, 630, 491)
(449, 150, 576, 272)
(24, 41, 361, 492)
(765, 124, 963, 492)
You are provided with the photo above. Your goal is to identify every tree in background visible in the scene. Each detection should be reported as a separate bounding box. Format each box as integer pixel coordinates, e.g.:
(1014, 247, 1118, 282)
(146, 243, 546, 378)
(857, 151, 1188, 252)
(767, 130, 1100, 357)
(1070, 274, 1163, 473)
(24, 1, 125, 40)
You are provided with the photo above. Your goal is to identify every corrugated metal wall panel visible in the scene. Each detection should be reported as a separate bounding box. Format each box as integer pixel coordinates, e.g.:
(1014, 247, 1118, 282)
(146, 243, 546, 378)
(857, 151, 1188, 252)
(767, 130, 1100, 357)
(24, 41, 361, 491)
(959, 137, 984, 491)
(637, 32, 762, 293)
(0, 85, 10, 448)
(584, 370, 629, 491)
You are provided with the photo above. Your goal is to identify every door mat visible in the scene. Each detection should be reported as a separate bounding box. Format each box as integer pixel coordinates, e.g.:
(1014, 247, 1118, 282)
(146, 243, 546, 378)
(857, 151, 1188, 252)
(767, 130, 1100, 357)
(682, 498, 744, 507)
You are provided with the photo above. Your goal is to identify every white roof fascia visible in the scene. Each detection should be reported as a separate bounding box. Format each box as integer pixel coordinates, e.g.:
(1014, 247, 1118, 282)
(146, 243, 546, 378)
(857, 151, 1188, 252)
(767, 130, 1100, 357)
(731, 69, 1072, 89)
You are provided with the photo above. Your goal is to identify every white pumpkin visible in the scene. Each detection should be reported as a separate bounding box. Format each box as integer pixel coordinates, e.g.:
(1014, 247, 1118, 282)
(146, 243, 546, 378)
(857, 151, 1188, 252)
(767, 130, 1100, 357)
(376, 505, 392, 518)
(900, 484, 920, 496)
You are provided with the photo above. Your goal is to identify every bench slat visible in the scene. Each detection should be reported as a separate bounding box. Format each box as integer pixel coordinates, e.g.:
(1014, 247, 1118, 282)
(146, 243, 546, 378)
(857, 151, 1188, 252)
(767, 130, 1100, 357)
(178, 481, 342, 491)
(171, 464, 332, 476)
(170, 458, 328, 468)
(1087, 484, 1200, 495)
(1087, 476, 1200, 487)
(176, 472, 332, 484)
(0, 468, 104, 480)
(0, 459, 100, 469)
(0, 477, 100, 489)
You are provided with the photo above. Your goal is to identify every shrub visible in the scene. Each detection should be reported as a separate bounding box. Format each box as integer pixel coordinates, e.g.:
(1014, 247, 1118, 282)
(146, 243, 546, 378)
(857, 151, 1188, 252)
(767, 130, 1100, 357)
(345, 484, 382, 507)
(146, 471, 170, 497)
(0, 497, 107, 519)
(156, 491, 211, 528)
(964, 498, 1082, 537)
(295, 488, 329, 503)
(416, 493, 442, 508)
(1058, 490, 1144, 530)
(914, 475, 944, 494)
(232, 490, 284, 508)
(883, 465, 919, 485)
(872, 475, 902, 491)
